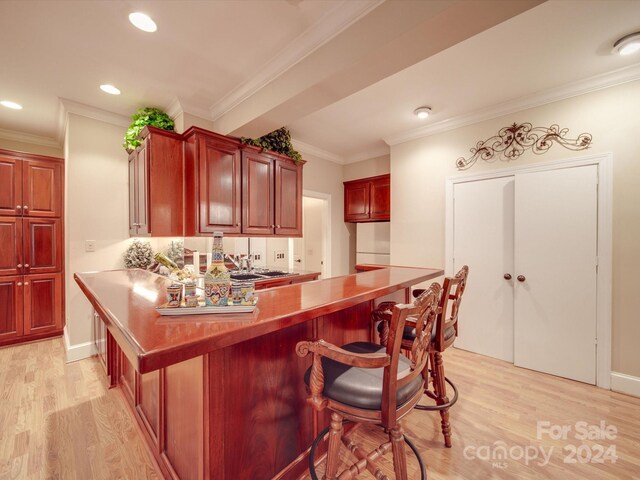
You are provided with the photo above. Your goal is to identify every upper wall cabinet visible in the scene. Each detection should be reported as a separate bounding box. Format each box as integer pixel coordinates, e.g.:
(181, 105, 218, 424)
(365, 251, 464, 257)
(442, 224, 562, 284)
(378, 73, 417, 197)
(0, 152, 62, 217)
(241, 148, 303, 237)
(128, 126, 184, 237)
(344, 174, 390, 222)
(184, 128, 242, 236)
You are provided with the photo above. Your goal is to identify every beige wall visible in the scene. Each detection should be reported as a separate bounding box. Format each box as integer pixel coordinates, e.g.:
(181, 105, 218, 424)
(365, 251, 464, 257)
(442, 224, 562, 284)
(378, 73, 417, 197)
(390, 80, 640, 378)
(65, 114, 131, 349)
(0, 137, 63, 158)
(343, 154, 390, 182)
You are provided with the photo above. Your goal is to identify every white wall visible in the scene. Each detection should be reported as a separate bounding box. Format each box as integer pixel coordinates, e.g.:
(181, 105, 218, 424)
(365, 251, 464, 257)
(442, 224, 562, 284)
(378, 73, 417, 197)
(390, 80, 640, 378)
(65, 113, 130, 352)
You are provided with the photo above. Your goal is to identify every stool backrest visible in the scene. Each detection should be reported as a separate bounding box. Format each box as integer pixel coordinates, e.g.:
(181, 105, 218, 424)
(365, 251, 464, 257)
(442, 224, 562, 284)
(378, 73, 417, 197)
(382, 282, 441, 423)
(434, 265, 469, 352)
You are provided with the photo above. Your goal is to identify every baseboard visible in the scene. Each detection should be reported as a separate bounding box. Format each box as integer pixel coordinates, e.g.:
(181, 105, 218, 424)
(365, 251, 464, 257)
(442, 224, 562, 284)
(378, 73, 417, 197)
(63, 326, 96, 363)
(610, 372, 640, 398)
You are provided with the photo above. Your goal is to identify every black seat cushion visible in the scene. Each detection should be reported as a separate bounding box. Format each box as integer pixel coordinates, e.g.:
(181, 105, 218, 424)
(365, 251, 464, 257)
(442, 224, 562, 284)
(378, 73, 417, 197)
(376, 318, 456, 343)
(304, 342, 423, 410)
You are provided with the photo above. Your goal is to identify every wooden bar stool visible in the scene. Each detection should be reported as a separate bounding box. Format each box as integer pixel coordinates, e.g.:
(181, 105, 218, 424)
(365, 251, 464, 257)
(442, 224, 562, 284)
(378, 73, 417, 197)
(296, 282, 441, 480)
(374, 266, 469, 448)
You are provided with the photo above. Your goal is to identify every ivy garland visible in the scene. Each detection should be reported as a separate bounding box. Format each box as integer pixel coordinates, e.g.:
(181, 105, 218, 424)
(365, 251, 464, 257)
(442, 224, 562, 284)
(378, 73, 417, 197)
(240, 127, 303, 163)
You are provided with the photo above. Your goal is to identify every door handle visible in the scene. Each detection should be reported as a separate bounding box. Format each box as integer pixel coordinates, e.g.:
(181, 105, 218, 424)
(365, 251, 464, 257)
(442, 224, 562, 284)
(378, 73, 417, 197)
(295, 259, 301, 263)
(517, 275, 526, 282)
(503, 273, 512, 280)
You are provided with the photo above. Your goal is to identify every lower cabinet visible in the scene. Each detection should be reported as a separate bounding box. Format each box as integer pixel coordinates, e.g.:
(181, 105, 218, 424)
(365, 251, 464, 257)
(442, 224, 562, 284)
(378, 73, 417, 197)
(0, 272, 62, 345)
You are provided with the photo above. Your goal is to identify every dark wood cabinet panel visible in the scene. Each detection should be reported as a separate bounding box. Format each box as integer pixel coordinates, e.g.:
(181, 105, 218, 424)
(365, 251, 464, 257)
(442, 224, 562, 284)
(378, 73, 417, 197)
(275, 159, 302, 236)
(128, 126, 184, 237)
(23, 272, 62, 335)
(138, 369, 160, 444)
(121, 351, 136, 407)
(0, 217, 22, 276)
(0, 275, 23, 341)
(344, 174, 390, 222)
(22, 158, 63, 218)
(23, 217, 62, 275)
(0, 155, 22, 216)
(177, 126, 245, 237)
(242, 151, 275, 235)
(370, 175, 391, 220)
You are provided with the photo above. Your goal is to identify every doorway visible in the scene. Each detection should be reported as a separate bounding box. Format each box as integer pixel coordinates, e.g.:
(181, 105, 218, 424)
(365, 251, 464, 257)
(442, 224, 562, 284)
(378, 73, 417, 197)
(290, 192, 331, 278)
(445, 154, 612, 388)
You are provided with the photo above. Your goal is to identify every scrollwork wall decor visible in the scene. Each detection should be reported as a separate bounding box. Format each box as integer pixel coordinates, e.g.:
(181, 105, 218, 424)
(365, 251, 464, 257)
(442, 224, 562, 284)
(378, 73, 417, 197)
(456, 123, 592, 170)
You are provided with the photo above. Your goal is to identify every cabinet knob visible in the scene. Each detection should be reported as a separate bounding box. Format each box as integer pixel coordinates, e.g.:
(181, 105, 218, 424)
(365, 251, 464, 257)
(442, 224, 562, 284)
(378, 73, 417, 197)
(16, 205, 22, 210)
(503, 273, 512, 280)
(23, 205, 28, 210)
(17, 282, 22, 286)
(24, 282, 29, 286)
(17, 264, 22, 269)
(24, 264, 30, 268)
(517, 275, 526, 282)
(276, 225, 281, 229)
(270, 224, 275, 228)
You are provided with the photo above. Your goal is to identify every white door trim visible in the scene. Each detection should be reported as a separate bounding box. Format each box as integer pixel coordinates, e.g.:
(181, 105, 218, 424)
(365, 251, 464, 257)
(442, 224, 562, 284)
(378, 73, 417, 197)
(302, 189, 332, 278)
(445, 153, 613, 389)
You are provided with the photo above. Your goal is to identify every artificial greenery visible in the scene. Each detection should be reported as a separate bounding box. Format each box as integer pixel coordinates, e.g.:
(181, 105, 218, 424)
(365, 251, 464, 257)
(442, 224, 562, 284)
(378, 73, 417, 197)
(123, 107, 175, 152)
(240, 127, 303, 163)
(123, 239, 154, 269)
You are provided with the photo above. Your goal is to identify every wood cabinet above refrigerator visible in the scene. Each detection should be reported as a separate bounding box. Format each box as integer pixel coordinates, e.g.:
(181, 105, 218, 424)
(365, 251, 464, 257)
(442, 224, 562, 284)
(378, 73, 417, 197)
(344, 174, 390, 222)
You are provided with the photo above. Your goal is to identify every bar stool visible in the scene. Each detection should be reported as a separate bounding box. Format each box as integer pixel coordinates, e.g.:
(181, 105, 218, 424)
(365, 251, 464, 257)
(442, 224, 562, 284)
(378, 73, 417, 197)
(374, 266, 469, 448)
(296, 282, 441, 480)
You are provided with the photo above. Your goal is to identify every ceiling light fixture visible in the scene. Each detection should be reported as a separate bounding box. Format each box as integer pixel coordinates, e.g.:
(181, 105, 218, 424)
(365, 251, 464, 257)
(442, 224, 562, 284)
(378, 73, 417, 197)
(0, 100, 23, 110)
(613, 32, 640, 56)
(100, 84, 121, 95)
(414, 106, 431, 119)
(129, 12, 157, 33)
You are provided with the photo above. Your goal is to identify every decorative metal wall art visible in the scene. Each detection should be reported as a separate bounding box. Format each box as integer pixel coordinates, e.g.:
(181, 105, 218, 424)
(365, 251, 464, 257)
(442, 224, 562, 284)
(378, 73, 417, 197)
(456, 123, 592, 170)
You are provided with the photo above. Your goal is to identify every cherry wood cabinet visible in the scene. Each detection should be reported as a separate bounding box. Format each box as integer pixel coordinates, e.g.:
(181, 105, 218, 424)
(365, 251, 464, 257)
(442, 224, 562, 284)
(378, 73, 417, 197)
(0, 149, 64, 347)
(0, 150, 62, 217)
(344, 173, 390, 222)
(184, 127, 242, 236)
(128, 126, 184, 237)
(242, 148, 303, 236)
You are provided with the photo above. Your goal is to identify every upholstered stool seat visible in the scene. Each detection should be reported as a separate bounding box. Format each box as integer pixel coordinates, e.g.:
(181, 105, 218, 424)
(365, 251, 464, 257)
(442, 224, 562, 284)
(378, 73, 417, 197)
(377, 319, 456, 343)
(304, 342, 423, 410)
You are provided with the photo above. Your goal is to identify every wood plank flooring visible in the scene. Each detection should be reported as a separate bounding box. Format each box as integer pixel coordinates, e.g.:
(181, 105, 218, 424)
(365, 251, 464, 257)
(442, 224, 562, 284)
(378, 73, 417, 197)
(1, 338, 639, 479)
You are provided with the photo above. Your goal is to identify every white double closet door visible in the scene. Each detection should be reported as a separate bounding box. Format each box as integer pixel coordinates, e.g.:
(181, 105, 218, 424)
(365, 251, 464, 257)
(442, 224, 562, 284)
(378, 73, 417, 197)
(453, 165, 598, 384)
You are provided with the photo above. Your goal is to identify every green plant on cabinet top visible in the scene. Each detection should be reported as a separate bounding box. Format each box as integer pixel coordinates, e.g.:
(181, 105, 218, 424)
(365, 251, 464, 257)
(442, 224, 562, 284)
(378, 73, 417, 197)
(124, 107, 175, 153)
(240, 127, 302, 164)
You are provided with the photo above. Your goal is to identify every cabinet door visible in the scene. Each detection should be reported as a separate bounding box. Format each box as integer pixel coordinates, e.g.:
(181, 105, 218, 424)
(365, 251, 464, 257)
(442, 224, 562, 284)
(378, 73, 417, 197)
(344, 180, 370, 222)
(198, 138, 242, 234)
(369, 175, 390, 220)
(136, 143, 150, 236)
(242, 151, 274, 235)
(0, 275, 23, 342)
(23, 272, 62, 335)
(23, 218, 62, 275)
(0, 156, 22, 216)
(23, 159, 62, 217)
(0, 217, 22, 276)
(274, 159, 302, 236)
(128, 152, 138, 236)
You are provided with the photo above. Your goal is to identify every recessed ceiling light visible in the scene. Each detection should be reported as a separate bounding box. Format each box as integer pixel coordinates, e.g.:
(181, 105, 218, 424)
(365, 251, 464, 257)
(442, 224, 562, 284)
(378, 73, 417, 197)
(100, 84, 121, 95)
(414, 106, 431, 119)
(0, 100, 23, 110)
(613, 32, 640, 56)
(129, 12, 157, 33)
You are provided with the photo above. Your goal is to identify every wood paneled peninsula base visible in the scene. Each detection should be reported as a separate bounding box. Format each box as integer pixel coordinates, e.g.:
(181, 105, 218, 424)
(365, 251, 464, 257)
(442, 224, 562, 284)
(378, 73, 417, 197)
(74, 267, 442, 480)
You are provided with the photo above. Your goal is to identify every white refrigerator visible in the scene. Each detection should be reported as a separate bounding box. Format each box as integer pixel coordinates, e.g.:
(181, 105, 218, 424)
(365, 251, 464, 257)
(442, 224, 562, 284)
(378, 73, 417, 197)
(356, 222, 390, 265)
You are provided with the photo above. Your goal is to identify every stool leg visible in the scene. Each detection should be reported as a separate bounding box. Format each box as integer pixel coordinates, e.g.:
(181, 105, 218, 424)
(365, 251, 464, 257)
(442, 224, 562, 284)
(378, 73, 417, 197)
(389, 423, 408, 480)
(325, 412, 344, 479)
(431, 351, 452, 447)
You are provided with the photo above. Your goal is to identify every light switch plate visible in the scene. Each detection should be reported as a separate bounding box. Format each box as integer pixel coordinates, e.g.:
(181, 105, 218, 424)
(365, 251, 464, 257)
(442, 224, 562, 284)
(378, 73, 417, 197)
(85, 240, 96, 252)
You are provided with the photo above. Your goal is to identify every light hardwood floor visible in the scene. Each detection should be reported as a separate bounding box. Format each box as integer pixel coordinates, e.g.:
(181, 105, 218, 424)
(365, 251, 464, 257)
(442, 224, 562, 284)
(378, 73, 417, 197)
(1, 338, 639, 479)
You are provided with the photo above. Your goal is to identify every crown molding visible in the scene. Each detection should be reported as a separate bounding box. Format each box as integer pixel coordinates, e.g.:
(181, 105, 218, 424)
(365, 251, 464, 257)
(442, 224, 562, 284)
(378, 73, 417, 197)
(0, 127, 61, 148)
(209, 0, 384, 121)
(292, 138, 344, 165)
(346, 146, 390, 164)
(59, 98, 130, 128)
(384, 63, 640, 146)
(165, 97, 184, 119)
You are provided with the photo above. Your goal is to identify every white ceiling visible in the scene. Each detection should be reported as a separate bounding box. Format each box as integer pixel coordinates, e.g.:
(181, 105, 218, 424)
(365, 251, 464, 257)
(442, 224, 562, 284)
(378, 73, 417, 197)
(1, 0, 639, 163)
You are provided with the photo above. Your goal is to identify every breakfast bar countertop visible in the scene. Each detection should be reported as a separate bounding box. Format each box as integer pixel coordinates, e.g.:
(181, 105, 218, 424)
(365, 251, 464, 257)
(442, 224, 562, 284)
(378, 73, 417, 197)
(74, 266, 443, 374)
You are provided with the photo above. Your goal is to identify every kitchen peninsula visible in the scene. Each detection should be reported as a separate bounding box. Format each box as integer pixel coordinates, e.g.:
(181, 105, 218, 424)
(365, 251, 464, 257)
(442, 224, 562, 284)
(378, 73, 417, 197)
(75, 266, 442, 480)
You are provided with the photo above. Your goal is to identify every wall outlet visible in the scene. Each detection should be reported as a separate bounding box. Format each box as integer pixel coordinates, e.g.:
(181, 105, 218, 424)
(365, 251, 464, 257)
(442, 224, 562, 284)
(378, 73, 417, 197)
(274, 251, 286, 261)
(85, 240, 96, 252)
(253, 252, 262, 261)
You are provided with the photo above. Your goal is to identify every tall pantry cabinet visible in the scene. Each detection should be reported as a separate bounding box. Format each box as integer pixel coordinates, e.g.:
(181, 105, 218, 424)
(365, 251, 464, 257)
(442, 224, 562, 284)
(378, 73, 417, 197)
(0, 149, 64, 346)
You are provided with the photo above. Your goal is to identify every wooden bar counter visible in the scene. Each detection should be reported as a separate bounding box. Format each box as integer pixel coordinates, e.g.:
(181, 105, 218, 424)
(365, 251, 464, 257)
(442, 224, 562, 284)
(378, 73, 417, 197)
(75, 266, 442, 480)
